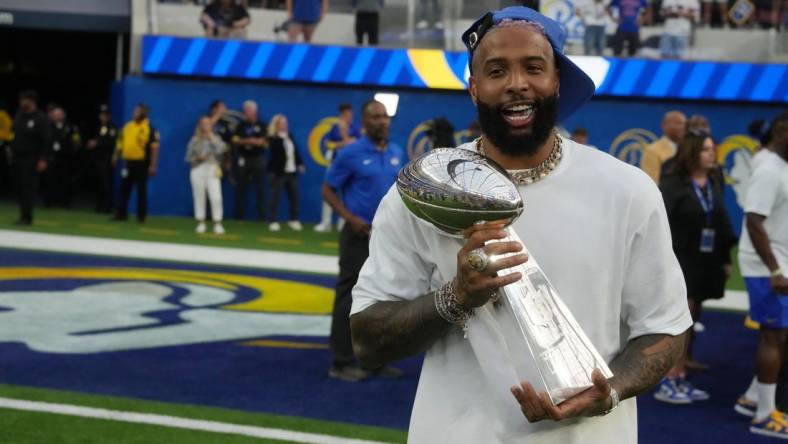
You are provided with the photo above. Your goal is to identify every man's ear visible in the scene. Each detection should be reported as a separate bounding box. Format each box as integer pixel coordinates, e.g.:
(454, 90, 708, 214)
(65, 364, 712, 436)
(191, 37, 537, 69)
(469, 76, 478, 106)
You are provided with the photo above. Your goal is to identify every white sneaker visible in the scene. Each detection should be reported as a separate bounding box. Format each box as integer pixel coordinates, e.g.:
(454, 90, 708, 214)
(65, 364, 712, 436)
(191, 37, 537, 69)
(213, 223, 225, 235)
(416, 20, 428, 30)
(269, 222, 281, 232)
(434, 21, 444, 30)
(288, 220, 303, 231)
(693, 321, 706, 333)
(195, 222, 206, 234)
(314, 223, 330, 233)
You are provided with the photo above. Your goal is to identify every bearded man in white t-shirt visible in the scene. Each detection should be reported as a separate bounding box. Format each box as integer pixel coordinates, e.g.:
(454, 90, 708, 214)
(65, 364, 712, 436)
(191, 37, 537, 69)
(349, 6, 692, 444)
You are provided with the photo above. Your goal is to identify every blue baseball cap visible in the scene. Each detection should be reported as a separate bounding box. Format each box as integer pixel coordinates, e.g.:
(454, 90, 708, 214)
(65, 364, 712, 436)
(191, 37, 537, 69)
(461, 6, 595, 121)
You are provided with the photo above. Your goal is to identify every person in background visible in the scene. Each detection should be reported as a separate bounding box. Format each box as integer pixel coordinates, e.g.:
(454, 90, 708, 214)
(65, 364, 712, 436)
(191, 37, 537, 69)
(85, 105, 117, 213)
(702, 0, 729, 27)
(187, 116, 227, 235)
(577, 0, 610, 55)
(0, 100, 12, 193)
(353, 0, 383, 45)
(201, 0, 251, 38)
(286, 0, 328, 43)
(660, 0, 700, 59)
(207, 100, 235, 183)
(113, 103, 160, 223)
(44, 105, 81, 208)
(655, 130, 736, 404)
(416, 0, 443, 30)
(641, 110, 687, 184)
(10, 90, 50, 226)
(734, 112, 788, 438)
(571, 127, 589, 145)
(233, 100, 268, 221)
(267, 114, 304, 232)
(316, 103, 360, 233)
(609, 0, 650, 56)
(322, 100, 404, 382)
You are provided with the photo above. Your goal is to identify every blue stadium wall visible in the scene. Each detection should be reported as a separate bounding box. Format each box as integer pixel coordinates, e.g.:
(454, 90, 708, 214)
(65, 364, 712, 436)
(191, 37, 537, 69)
(114, 74, 783, 233)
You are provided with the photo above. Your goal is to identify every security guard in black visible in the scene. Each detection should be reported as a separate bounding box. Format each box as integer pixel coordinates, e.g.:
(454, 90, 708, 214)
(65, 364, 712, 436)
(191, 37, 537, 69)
(232, 103, 268, 220)
(11, 91, 51, 225)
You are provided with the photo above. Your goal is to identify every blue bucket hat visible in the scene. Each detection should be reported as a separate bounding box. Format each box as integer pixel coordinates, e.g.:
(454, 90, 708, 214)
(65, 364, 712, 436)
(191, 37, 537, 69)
(461, 6, 595, 121)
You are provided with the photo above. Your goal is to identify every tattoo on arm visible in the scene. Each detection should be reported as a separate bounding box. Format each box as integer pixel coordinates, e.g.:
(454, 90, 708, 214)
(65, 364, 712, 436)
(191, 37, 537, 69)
(350, 292, 453, 369)
(608, 333, 685, 400)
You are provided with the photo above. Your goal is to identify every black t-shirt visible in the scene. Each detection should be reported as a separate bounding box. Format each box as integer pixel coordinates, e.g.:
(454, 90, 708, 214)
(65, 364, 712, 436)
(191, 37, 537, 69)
(234, 119, 267, 158)
(203, 3, 249, 29)
(92, 123, 118, 155)
(12, 110, 51, 158)
(213, 119, 233, 144)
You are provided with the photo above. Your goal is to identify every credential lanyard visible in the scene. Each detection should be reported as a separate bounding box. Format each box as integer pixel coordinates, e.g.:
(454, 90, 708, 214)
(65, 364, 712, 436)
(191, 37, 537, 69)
(692, 180, 714, 226)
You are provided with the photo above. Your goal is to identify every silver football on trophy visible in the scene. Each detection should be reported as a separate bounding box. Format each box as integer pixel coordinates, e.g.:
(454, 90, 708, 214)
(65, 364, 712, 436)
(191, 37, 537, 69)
(396, 148, 523, 234)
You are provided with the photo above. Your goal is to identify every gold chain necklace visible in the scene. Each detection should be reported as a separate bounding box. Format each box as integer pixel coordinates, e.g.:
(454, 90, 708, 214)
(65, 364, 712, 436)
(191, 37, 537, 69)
(475, 132, 564, 185)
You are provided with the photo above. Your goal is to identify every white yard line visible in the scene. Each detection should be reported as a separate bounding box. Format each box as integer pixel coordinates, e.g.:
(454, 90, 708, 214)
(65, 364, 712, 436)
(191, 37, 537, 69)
(0, 230, 337, 275)
(0, 397, 392, 444)
(705, 289, 748, 313)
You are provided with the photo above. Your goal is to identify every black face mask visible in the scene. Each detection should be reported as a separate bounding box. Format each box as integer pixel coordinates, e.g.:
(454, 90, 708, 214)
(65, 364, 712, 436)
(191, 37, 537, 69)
(476, 94, 558, 157)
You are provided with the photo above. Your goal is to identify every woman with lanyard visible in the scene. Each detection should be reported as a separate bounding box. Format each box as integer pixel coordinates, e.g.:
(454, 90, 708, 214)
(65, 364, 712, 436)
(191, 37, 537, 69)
(654, 129, 737, 404)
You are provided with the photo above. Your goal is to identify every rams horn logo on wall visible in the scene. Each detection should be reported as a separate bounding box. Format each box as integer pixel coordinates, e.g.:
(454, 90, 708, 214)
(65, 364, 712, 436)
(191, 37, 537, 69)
(308, 117, 341, 167)
(407, 120, 476, 159)
(609, 128, 659, 166)
(716, 134, 759, 207)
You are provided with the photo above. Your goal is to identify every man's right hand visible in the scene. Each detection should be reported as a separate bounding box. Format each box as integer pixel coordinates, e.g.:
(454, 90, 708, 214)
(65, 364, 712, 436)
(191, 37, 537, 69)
(454, 220, 529, 309)
(348, 215, 371, 237)
(772, 274, 788, 294)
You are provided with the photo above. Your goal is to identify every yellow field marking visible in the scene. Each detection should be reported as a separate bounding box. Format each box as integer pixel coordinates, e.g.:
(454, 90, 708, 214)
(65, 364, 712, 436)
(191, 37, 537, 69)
(320, 242, 338, 249)
(241, 339, 329, 350)
(138, 228, 179, 236)
(200, 233, 241, 240)
(258, 237, 303, 246)
(79, 224, 120, 231)
(34, 220, 61, 227)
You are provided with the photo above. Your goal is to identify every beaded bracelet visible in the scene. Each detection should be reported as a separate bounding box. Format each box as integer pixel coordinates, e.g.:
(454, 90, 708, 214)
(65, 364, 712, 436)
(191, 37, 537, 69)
(434, 281, 474, 326)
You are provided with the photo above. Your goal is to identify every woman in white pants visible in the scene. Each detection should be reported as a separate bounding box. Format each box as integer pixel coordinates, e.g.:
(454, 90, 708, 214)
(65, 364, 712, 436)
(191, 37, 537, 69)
(186, 116, 227, 234)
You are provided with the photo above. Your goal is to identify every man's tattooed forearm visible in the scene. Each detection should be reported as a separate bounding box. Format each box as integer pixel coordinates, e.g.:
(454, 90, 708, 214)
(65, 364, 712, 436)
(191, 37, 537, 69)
(608, 333, 685, 400)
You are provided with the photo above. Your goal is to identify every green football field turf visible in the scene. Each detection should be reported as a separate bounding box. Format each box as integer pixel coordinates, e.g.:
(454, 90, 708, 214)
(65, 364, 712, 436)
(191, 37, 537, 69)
(0, 384, 407, 444)
(0, 201, 339, 257)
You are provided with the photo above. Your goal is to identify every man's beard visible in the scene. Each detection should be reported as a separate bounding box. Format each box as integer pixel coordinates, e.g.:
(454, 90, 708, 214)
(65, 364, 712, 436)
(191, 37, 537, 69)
(476, 95, 558, 157)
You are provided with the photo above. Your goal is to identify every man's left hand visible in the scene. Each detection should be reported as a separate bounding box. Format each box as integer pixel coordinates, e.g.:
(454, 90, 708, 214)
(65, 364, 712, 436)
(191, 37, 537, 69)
(511, 369, 613, 422)
(148, 165, 157, 177)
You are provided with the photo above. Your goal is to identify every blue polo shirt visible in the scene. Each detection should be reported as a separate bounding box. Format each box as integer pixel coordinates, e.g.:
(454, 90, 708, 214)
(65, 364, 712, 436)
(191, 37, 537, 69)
(327, 122, 361, 143)
(325, 136, 405, 225)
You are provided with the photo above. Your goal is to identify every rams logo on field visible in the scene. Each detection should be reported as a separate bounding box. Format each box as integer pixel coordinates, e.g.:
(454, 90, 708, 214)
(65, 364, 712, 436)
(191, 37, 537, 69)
(308, 117, 341, 167)
(609, 128, 659, 166)
(0, 267, 333, 354)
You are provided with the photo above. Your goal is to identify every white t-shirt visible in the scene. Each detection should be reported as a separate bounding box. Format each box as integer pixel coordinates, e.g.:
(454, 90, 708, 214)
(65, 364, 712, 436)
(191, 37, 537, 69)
(661, 0, 699, 36)
(352, 139, 692, 444)
(577, 0, 609, 26)
(738, 149, 788, 277)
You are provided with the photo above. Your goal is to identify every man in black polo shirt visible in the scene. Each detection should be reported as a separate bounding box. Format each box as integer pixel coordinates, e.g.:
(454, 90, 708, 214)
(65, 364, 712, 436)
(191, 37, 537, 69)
(10, 90, 51, 225)
(232, 100, 268, 221)
(86, 104, 118, 213)
(44, 105, 81, 208)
